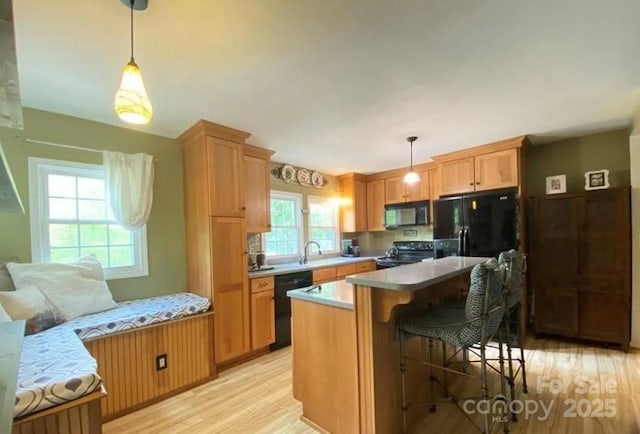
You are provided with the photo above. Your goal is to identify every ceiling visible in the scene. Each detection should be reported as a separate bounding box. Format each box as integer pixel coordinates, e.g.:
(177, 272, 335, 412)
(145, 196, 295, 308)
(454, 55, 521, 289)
(13, 0, 640, 175)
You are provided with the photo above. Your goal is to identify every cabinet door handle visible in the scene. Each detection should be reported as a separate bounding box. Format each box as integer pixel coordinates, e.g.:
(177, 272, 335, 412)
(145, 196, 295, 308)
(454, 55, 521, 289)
(241, 206, 246, 210)
(475, 182, 480, 185)
(469, 182, 474, 186)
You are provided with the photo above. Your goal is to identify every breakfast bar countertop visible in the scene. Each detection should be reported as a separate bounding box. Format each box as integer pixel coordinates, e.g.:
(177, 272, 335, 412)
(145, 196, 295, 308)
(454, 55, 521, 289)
(287, 280, 354, 310)
(345, 256, 491, 291)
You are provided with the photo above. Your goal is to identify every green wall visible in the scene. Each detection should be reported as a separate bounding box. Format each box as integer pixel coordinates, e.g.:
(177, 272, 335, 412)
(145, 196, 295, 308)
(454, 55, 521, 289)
(527, 128, 631, 196)
(0, 108, 186, 301)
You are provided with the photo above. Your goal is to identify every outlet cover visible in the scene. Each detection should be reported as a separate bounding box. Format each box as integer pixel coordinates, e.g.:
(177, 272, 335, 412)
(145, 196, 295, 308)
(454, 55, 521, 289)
(156, 354, 167, 371)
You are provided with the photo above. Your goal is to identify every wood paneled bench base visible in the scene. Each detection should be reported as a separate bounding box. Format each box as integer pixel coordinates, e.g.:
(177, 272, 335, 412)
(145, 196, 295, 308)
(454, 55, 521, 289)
(83, 311, 216, 421)
(13, 388, 106, 434)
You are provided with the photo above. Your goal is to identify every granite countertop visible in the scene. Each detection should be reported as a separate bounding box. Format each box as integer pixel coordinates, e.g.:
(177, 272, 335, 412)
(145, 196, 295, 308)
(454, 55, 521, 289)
(287, 280, 354, 310)
(345, 256, 492, 291)
(247, 256, 377, 278)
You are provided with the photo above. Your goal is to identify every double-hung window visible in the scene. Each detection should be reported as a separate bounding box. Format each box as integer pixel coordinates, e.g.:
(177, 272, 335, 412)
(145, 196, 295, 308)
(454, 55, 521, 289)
(307, 195, 339, 253)
(264, 191, 302, 259)
(28, 157, 148, 279)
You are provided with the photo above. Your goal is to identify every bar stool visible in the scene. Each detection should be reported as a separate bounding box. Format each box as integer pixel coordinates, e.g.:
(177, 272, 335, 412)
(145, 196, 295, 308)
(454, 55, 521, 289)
(396, 259, 510, 434)
(497, 250, 528, 409)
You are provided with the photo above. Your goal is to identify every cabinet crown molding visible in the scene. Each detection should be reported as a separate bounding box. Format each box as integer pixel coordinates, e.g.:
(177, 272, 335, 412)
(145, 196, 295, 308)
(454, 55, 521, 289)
(431, 135, 529, 163)
(179, 119, 252, 145)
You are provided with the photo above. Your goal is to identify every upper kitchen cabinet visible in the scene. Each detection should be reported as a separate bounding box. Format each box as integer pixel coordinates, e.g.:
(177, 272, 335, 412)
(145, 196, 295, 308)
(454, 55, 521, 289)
(433, 136, 527, 196)
(339, 173, 367, 233)
(207, 137, 245, 217)
(244, 144, 275, 233)
(180, 120, 251, 218)
(439, 157, 475, 196)
(366, 179, 385, 231)
(383, 169, 431, 204)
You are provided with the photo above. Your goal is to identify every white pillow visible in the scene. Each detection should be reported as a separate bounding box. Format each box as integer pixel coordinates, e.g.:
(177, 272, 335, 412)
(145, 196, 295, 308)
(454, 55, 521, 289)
(0, 286, 61, 334)
(0, 302, 11, 323)
(7, 255, 117, 321)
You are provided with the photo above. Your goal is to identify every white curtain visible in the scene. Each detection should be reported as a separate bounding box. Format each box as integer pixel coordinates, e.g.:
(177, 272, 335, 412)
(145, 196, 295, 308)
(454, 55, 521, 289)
(103, 151, 154, 230)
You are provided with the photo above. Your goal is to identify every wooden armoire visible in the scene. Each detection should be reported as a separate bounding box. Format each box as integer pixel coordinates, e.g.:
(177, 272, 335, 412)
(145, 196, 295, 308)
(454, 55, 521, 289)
(530, 187, 631, 350)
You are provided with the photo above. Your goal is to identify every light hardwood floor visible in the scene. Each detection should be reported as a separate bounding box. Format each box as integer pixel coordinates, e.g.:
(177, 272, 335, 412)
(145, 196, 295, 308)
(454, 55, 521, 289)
(104, 338, 640, 434)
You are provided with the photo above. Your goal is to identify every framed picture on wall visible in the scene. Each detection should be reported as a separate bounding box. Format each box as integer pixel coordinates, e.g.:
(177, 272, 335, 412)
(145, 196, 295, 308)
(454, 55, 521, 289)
(584, 169, 610, 190)
(545, 174, 567, 195)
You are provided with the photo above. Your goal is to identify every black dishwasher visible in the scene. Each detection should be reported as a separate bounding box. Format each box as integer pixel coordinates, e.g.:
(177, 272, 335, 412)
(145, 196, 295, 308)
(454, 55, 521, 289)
(270, 270, 313, 350)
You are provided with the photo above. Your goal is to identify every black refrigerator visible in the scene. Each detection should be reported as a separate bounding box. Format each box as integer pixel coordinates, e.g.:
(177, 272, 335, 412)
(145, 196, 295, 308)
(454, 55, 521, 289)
(433, 188, 518, 258)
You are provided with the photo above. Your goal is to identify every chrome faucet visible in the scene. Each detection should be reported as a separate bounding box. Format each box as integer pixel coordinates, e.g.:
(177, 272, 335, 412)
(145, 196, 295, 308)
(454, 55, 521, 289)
(300, 241, 322, 264)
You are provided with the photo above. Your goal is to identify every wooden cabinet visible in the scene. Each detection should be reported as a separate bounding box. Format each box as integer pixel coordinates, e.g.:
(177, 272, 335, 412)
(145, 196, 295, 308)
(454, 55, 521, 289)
(244, 145, 274, 233)
(384, 176, 405, 204)
(313, 267, 338, 284)
(355, 260, 376, 273)
(439, 157, 475, 196)
(211, 217, 250, 362)
(207, 136, 245, 217)
(434, 138, 523, 196)
(180, 120, 275, 366)
(250, 276, 275, 350)
(336, 263, 357, 278)
(339, 174, 367, 233)
(384, 172, 430, 204)
(366, 180, 385, 231)
(531, 188, 631, 350)
(474, 149, 518, 192)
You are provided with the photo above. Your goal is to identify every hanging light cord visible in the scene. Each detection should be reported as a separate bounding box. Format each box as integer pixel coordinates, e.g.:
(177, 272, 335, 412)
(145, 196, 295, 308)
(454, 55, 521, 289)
(129, 0, 135, 62)
(410, 141, 414, 170)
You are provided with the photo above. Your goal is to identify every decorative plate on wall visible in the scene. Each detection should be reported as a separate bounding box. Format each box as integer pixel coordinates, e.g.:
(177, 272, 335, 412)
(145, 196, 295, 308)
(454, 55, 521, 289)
(280, 164, 297, 183)
(311, 171, 325, 188)
(297, 168, 311, 186)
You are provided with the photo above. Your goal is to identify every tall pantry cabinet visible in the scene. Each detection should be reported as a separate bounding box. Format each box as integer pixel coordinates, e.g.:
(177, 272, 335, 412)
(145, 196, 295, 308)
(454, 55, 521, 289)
(180, 120, 273, 364)
(530, 187, 631, 350)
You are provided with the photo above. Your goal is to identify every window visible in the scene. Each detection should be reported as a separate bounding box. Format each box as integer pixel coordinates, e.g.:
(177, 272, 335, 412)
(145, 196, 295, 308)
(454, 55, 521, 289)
(264, 191, 302, 258)
(28, 157, 148, 279)
(308, 195, 339, 253)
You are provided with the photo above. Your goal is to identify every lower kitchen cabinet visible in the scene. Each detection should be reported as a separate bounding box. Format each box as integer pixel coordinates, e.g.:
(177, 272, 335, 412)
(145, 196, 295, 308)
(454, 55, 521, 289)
(211, 217, 251, 363)
(531, 188, 631, 350)
(251, 289, 275, 350)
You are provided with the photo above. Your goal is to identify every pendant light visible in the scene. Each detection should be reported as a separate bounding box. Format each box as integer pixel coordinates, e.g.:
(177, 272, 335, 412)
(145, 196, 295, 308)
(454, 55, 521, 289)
(114, 0, 153, 125)
(402, 136, 421, 184)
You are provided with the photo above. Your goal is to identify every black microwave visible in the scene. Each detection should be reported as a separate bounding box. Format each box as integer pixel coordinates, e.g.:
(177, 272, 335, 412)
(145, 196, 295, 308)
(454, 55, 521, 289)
(384, 200, 430, 229)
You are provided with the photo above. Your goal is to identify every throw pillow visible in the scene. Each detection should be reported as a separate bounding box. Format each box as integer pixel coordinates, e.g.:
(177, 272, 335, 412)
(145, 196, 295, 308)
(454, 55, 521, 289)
(0, 302, 11, 323)
(0, 260, 17, 291)
(0, 286, 61, 334)
(7, 254, 117, 321)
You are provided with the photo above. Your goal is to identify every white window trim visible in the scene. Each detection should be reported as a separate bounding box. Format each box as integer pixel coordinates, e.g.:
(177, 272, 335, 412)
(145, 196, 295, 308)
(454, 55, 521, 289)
(28, 157, 149, 280)
(263, 190, 303, 260)
(307, 195, 340, 254)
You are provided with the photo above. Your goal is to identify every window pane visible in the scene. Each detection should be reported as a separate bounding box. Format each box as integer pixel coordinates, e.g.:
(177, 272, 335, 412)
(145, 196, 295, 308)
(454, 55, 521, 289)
(49, 198, 77, 219)
(80, 247, 109, 266)
(77, 177, 104, 199)
(109, 246, 133, 267)
(80, 224, 108, 246)
(50, 247, 80, 263)
(272, 199, 295, 226)
(49, 224, 78, 247)
(78, 199, 105, 220)
(109, 225, 131, 245)
(48, 174, 76, 198)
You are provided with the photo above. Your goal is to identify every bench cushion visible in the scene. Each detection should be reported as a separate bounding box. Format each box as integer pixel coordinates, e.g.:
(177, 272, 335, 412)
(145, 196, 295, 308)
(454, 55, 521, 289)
(60, 292, 211, 340)
(14, 326, 102, 418)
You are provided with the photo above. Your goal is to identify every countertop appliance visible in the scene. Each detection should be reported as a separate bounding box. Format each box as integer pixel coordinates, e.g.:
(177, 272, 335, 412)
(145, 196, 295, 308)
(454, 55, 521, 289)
(375, 241, 434, 269)
(433, 188, 518, 258)
(384, 200, 429, 229)
(341, 238, 360, 257)
(271, 270, 313, 350)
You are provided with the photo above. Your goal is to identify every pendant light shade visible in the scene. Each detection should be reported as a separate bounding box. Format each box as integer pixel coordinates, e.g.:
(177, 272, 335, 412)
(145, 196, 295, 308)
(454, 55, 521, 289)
(114, 0, 152, 125)
(402, 136, 421, 184)
(114, 60, 152, 124)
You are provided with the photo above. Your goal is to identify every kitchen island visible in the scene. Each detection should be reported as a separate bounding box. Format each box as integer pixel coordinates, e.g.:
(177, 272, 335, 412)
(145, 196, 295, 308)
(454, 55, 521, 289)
(288, 256, 490, 434)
